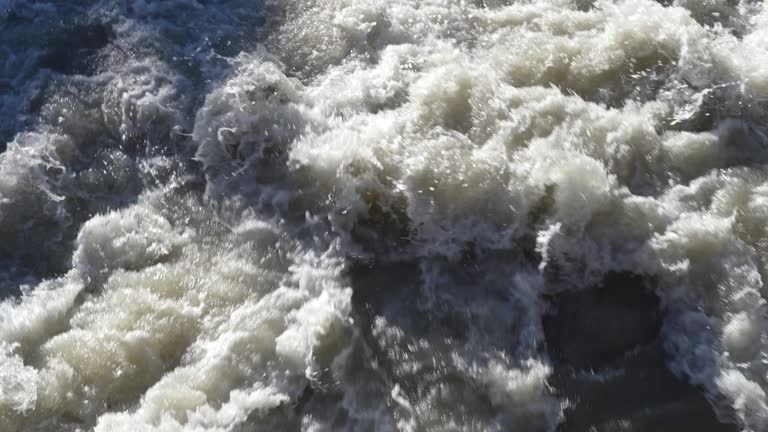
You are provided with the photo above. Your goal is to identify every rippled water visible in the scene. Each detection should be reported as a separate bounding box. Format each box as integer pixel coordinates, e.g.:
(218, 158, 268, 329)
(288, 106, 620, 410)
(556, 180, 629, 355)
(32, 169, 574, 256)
(2, 0, 768, 430)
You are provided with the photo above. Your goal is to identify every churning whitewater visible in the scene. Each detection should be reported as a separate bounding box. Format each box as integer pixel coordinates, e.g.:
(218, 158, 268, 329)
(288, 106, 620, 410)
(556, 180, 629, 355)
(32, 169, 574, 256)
(2, 0, 768, 430)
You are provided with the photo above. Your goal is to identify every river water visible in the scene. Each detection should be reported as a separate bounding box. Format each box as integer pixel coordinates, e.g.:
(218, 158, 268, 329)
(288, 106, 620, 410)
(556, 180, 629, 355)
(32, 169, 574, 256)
(1, 0, 768, 430)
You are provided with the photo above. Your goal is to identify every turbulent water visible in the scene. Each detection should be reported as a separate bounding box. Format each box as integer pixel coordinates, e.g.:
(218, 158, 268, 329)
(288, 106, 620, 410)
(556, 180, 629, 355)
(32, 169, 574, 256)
(2, 0, 768, 430)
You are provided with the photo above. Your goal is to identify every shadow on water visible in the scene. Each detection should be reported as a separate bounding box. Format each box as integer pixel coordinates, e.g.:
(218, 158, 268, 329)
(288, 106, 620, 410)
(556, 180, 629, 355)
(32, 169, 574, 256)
(345, 252, 562, 430)
(349, 257, 740, 431)
(544, 272, 739, 432)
